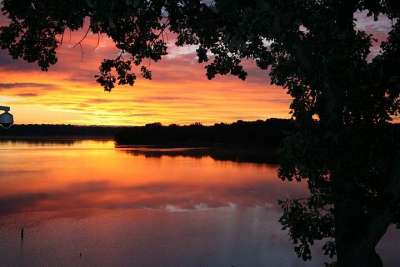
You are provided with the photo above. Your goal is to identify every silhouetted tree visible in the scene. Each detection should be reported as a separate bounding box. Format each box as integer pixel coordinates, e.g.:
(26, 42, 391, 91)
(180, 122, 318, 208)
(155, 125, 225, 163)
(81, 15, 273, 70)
(1, 1, 400, 266)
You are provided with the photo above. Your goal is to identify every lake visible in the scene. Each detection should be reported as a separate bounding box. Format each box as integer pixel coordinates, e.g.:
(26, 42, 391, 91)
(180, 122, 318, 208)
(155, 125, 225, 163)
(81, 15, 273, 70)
(0, 140, 399, 267)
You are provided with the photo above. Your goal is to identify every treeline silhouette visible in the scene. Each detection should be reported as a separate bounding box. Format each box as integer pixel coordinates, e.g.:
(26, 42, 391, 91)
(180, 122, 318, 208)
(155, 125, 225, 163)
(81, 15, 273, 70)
(115, 118, 293, 148)
(0, 124, 130, 139)
(0, 119, 293, 150)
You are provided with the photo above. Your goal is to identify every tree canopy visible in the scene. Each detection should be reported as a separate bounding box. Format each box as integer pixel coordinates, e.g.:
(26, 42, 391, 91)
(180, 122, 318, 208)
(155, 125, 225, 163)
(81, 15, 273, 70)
(1, 1, 400, 266)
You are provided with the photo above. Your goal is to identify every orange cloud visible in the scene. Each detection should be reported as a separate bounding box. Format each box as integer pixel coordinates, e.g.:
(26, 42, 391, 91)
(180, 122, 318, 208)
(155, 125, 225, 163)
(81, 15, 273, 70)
(0, 29, 291, 125)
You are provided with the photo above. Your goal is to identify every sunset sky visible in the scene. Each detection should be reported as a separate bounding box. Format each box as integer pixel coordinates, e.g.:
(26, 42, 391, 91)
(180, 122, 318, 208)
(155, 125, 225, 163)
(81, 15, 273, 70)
(0, 12, 392, 126)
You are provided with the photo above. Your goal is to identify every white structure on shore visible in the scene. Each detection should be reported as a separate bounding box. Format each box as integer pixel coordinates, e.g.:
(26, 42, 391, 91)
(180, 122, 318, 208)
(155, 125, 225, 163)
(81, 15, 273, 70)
(0, 106, 13, 128)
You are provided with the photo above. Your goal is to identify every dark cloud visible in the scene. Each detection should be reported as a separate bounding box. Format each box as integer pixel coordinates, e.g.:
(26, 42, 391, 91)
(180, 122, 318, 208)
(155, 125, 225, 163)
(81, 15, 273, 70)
(148, 96, 190, 101)
(135, 96, 192, 102)
(86, 96, 191, 105)
(15, 93, 39, 97)
(86, 98, 135, 104)
(0, 50, 39, 71)
(129, 113, 158, 117)
(0, 82, 54, 89)
(86, 98, 113, 104)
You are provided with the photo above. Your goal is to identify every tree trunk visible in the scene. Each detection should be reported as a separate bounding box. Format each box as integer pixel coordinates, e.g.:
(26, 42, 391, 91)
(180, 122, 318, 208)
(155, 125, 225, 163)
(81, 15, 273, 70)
(334, 192, 391, 267)
(336, 234, 384, 267)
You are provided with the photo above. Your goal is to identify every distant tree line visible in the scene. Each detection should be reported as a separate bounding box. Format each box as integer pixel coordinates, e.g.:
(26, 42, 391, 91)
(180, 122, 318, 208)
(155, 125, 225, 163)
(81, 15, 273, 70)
(115, 118, 293, 148)
(0, 124, 129, 138)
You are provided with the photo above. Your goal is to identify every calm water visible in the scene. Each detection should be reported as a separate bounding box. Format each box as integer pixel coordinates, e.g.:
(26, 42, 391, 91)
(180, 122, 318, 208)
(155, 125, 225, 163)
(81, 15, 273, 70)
(0, 140, 399, 267)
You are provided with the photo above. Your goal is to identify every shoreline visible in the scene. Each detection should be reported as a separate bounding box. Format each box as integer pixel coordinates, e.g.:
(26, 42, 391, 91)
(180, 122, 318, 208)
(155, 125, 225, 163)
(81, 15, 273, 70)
(0, 136, 114, 141)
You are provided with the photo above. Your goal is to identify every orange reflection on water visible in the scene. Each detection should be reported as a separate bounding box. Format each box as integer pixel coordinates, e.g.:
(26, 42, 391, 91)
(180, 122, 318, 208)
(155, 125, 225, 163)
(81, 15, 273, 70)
(1, 141, 399, 267)
(0, 140, 306, 219)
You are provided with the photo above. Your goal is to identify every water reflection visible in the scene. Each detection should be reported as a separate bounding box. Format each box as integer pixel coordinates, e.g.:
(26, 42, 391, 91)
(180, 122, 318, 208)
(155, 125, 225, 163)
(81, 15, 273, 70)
(0, 141, 303, 219)
(120, 146, 280, 164)
(0, 140, 398, 267)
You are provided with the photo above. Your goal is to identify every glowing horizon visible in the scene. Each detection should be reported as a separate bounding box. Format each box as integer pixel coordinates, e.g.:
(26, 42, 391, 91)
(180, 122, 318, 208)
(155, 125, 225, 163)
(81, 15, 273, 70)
(0, 29, 292, 126)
